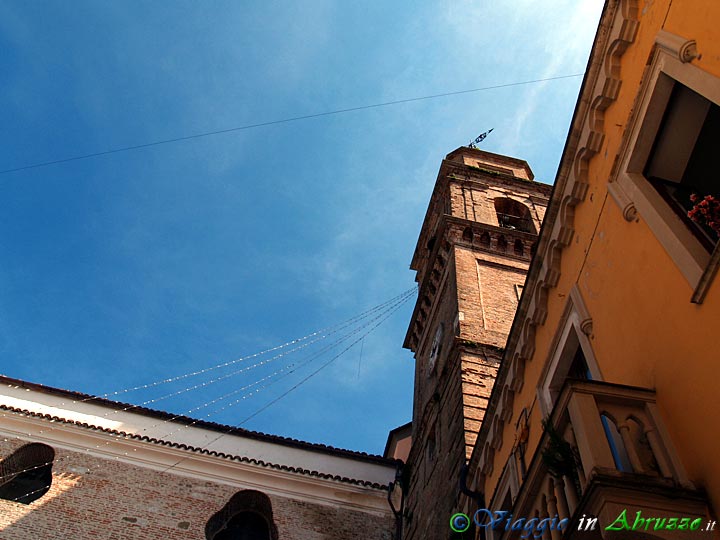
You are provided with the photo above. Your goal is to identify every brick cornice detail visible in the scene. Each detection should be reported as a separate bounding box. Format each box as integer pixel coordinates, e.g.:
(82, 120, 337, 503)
(404, 214, 537, 352)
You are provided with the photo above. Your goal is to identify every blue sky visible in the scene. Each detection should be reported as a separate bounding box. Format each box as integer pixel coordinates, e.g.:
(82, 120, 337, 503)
(0, 1, 603, 455)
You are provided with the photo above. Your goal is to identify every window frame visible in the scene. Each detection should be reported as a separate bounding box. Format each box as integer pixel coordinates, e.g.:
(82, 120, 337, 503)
(486, 457, 520, 540)
(537, 286, 601, 417)
(609, 30, 720, 301)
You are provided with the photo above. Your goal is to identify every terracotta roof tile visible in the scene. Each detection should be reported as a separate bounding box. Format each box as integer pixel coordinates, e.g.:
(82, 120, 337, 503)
(0, 402, 391, 490)
(0, 375, 399, 473)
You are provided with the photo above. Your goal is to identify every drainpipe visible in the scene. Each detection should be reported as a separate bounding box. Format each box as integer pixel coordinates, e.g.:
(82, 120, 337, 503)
(387, 463, 405, 540)
(459, 463, 485, 540)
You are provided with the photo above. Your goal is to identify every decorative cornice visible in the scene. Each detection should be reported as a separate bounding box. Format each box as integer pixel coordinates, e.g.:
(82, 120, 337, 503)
(0, 375, 392, 466)
(469, 0, 640, 478)
(404, 216, 539, 353)
(0, 404, 389, 491)
(655, 29, 699, 63)
(404, 223, 452, 352)
(408, 151, 552, 276)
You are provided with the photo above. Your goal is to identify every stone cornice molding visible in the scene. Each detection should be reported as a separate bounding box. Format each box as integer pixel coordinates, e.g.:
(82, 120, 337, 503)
(405, 214, 537, 352)
(404, 227, 453, 352)
(655, 29, 699, 63)
(0, 406, 393, 515)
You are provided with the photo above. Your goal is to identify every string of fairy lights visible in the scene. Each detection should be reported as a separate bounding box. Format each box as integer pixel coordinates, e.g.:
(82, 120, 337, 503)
(99, 288, 414, 400)
(0, 287, 415, 504)
(0, 67, 589, 510)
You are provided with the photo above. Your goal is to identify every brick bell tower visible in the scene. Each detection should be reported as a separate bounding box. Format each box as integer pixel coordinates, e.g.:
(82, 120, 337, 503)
(401, 147, 550, 540)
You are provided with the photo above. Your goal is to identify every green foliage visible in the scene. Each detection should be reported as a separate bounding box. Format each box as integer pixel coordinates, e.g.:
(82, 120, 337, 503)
(541, 419, 579, 479)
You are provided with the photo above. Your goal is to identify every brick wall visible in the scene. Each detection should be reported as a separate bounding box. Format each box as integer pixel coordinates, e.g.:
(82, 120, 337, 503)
(403, 349, 465, 540)
(0, 439, 394, 540)
(403, 148, 549, 540)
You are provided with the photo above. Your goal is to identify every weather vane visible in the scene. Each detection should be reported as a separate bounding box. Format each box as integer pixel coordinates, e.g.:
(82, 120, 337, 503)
(468, 128, 494, 148)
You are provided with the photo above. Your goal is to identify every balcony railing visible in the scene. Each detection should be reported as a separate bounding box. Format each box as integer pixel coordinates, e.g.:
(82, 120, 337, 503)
(502, 380, 710, 540)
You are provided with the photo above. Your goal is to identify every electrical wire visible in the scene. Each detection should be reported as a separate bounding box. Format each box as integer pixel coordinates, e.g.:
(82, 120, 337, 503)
(0, 74, 583, 176)
(0, 287, 416, 494)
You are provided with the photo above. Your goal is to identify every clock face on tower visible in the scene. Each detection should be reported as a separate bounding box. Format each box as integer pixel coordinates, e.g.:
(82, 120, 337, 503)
(428, 323, 444, 376)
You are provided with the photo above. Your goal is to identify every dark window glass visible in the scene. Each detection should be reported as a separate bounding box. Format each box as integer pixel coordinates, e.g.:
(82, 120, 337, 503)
(0, 443, 54, 504)
(645, 83, 720, 250)
(215, 512, 269, 540)
(567, 346, 591, 380)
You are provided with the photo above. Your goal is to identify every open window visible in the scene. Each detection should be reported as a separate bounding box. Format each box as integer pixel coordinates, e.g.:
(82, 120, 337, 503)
(0, 443, 55, 504)
(611, 30, 720, 300)
(543, 328, 591, 410)
(494, 198, 536, 234)
(539, 287, 600, 415)
(644, 80, 720, 251)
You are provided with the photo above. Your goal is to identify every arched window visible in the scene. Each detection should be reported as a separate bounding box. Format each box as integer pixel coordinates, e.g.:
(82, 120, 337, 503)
(215, 512, 269, 540)
(206, 490, 278, 540)
(600, 414, 633, 473)
(0, 443, 55, 504)
(494, 198, 536, 234)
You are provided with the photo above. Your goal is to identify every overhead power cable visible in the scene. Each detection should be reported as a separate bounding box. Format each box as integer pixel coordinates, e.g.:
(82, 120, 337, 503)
(0, 73, 583, 176)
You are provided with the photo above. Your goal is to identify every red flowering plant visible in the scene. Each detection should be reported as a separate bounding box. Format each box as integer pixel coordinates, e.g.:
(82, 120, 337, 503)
(688, 194, 720, 238)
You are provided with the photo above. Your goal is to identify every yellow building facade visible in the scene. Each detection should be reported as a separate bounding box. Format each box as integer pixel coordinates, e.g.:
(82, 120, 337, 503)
(465, 1, 720, 538)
